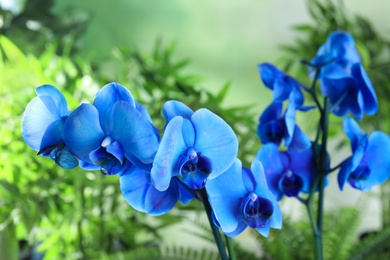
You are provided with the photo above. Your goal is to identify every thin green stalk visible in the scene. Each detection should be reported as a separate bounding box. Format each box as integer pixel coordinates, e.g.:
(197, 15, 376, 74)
(225, 235, 236, 260)
(197, 188, 229, 260)
(316, 97, 330, 260)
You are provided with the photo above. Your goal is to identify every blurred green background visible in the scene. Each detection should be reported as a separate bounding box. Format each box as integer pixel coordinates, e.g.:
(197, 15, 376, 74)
(1, 0, 390, 259)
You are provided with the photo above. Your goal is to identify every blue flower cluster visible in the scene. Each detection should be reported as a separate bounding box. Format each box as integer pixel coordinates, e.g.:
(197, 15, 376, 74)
(21, 30, 390, 240)
(255, 30, 390, 202)
(22, 82, 282, 237)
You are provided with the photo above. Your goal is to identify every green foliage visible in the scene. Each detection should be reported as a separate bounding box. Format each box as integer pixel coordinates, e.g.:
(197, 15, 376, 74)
(348, 226, 390, 260)
(259, 206, 361, 260)
(277, 0, 390, 256)
(0, 0, 88, 56)
(97, 39, 259, 167)
(0, 36, 185, 259)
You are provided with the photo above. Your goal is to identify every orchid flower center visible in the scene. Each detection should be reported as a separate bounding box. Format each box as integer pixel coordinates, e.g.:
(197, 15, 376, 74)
(260, 120, 284, 144)
(349, 164, 371, 186)
(278, 170, 304, 197)
(178, 147, 212, 189)
(242, 192, 274, 228)
(89, 136, 125, 175)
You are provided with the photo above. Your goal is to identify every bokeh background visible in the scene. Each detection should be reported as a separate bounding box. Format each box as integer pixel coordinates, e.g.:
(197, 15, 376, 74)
(1, 0, 390, 259)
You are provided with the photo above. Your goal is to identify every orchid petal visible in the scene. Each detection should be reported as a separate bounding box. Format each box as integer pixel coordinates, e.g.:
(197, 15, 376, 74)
(22, 96, 60, 151)
(35, 84, 69, 116)
(206, 159, 246, 233)
(145, 178, 180, 216)
(162, 100, 194, 123)
(192, 109, 238, 179)
(151, 116, 187, 191)
(110, 101, 159, 165)
(352, 63, 378, 116)
(63, 104, 105, 162)
(93, 82, 135, 133)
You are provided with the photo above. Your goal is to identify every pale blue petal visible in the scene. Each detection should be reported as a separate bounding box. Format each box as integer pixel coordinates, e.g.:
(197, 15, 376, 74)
(110, 101, 159, 165)
(151, 116, 187, 191)
(93, 82, 135, 133)
(35, 84, 69, 116)
(284, 95, 296, 146)
(206, 159, 247, 233)
(63, 104, 105, 162)
(192, 109, 238, 179)
(181, 119, 195, 147)
(162, 100, 194, 123)
(223, 220, 247, 237)
(256, 225, 270, 237)
(22, 96, 60, 151)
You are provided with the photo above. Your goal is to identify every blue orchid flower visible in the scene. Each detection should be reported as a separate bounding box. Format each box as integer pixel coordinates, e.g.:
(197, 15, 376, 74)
(151, 100, 238, 191)
(258, 63, 312, 110)
(256, 143, 320, 201)
(63, 82, 159, 175)
(257, 94, 311, 152)
(338, 117, 390, 191)
(206, 159, 282, 237)
(310, 30, 378, 120)
(119, 164, 194, 216)
(310, 30, 361, 73)
(22, 84, 78, 169)
(320, 63, 378, 120)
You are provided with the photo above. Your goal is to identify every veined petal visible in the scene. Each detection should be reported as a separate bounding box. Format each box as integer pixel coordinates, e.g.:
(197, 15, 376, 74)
(22, 96, 60, 151)
(110, 101, 159, 165)
(63, 104, 105, 162)
(192, 109, 238, 179)
(93, 82, 135, 133)
(151, 116, 187, 191)
(162, 100, 194, 123)
(35, 84, 69, 116)
(145, 179, 180, 216)
(206, 159, 247, 233)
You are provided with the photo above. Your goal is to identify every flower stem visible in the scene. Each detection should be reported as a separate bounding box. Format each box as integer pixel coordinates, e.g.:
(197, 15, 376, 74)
(197, 188, 229, 260)
(225, 235, 237, 260)
(315, 97, 330, 260)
